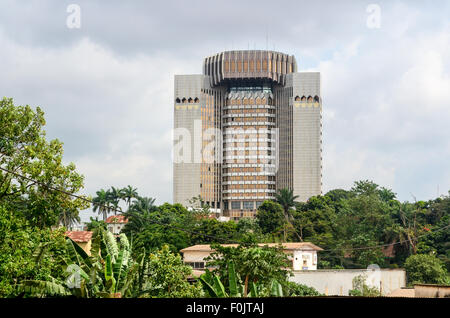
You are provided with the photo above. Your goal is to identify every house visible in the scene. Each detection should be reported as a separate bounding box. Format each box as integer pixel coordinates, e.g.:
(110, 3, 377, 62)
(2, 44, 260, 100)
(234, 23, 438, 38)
(65, 231, 93, 255)
(180, 242, 323, 271)
(105, 215, 128, 235)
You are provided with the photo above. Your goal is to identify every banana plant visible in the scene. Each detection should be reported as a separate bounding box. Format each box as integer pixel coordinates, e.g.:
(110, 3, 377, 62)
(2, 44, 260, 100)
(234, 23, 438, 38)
(17, 228, 133, 298)
(199, 261, 283, 297)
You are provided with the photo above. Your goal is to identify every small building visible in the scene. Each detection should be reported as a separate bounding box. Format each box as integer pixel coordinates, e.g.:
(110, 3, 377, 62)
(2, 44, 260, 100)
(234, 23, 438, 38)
(414, 284, 450, 298)
(180, 242, 323, 271)
(65, 231, 93, 255)
(105, 215, 128, 235)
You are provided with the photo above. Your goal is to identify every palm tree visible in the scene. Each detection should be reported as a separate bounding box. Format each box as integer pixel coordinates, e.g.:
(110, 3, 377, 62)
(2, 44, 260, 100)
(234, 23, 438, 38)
(107, 187, 123, 215)
(274, 188, 299, 242)
(92, 189, 109, 221)
(122, 185, 139, 211)
(129, 196, 156, 213)
(58, 207, 80, 229)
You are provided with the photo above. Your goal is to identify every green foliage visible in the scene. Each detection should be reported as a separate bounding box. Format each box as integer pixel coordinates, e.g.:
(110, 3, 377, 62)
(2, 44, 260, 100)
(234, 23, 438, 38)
(144, 245, 202, 298)
(0, 204, 67, 297)
(199, 261, 284, 298)
(123, 203, 192, 254)
(274, 188, 300, 242)
(348, 274, 381, 297)
(85, 217, 107, 231)
(256, 200, 284, 235)
(0, 97, 89, 228)
(404, 253, 450, 286)
(283, 281, 322, 296)
(205, 244, 290, 296)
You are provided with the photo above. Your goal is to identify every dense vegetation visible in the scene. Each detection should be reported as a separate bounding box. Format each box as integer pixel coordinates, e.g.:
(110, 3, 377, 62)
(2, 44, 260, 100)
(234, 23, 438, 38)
(1, 98, 449, 297)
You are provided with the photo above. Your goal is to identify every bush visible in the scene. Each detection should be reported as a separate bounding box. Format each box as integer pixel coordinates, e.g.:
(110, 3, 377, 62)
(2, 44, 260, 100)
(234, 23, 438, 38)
(404, 253, 450, 286)
(284, 281, 322, 296)
(348, 274, 381, 297)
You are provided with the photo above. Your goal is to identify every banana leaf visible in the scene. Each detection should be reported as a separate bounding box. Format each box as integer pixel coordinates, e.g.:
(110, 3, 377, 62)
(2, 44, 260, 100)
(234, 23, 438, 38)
(228, 261, 240, 297)
(249, 281, 258, 297)
(213, 276, 227, 298)
(18, 280, 70, 297)
(199, 275, 217, 297)
(270, 279, 283, 297)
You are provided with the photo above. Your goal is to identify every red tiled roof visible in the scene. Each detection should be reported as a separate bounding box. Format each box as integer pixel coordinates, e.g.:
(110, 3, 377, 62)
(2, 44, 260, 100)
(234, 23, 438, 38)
(66, 231, 93, 243)
(180, 242, 323, 253)
(105, 215, 128, 224)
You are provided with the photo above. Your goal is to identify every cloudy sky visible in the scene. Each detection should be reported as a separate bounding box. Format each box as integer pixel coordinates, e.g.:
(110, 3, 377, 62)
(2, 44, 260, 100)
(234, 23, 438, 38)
(1, 1, 449, 222)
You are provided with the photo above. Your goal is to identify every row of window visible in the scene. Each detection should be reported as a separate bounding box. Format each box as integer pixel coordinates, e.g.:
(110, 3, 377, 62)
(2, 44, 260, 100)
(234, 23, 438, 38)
(224, 159, 274, 164)
(224, 184, 276, 190)
(224, 108, 275, 115)
(225, 201, 264, 210)
(294, 95, 320, 102)
(223, 58, 293, 75)
(223, 175, 275, 182)
(185, 262, 205, 269)
(223, 117, 275, 123)
(175, 97, 200, 103)
(226, 97, 273, 106)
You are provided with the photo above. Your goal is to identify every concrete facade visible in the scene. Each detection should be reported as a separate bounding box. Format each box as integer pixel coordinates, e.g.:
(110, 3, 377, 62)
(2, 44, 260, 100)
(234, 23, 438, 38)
(290, 269, 406, 296)
(173, 50, 322, 219)
(173, 75, 203, 207)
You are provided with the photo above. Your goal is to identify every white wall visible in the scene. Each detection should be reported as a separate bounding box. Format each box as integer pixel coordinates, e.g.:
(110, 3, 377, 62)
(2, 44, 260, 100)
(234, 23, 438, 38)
(292, 250, 318, 270)
(290, 269, 406, 296)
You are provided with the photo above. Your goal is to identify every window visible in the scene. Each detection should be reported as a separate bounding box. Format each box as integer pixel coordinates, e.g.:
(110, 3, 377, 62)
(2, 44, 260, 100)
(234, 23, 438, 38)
(231, 201, 241, 210)
(186, 262, 205, 269)
(243, 201, 254, 210)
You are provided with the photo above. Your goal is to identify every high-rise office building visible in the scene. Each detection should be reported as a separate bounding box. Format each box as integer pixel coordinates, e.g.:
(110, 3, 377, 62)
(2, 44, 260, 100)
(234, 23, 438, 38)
(173, 50, 322, 220)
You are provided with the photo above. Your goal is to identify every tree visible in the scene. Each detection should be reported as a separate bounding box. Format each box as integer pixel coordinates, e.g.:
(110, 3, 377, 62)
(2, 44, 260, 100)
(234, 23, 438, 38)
(123, 203, 192, 254)
(58, 206, 80, 229)
(274, 188, 299, 242)
(85, 217, 107, 231)
(18, 228, 136, 298)
(0, 203, 67, 297)
(0, 97, 88, 228)
(144, 245, 202, 298)
(129, 196, 156, 213)
(92, 189, 110, 221)
(107, 186, 123, 215)
(256, 200, 284, 236)
(351, 180, 380, 196)
(199, 261, 284, 297)
(190, 218, 238, 245)
(205, 244, 290, 297)
(404, 254, 449, 285)
(122, 185, 138, 211)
